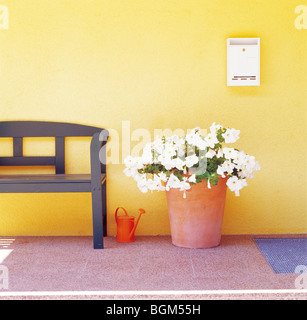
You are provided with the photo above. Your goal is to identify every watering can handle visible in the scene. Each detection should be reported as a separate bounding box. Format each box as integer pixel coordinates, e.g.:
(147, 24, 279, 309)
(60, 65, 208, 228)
(115, 207, 128, 224)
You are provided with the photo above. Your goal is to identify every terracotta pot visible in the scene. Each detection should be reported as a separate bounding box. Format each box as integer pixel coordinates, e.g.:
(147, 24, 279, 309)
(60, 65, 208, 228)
(165, 177, 227, 249)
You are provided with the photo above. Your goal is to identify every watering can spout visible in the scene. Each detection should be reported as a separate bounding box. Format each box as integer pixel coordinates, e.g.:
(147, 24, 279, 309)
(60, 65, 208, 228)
(129, 208, 146, 240)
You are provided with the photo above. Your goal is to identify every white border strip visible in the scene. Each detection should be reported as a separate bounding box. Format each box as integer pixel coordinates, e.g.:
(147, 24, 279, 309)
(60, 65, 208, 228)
(0, 289, 306, 297)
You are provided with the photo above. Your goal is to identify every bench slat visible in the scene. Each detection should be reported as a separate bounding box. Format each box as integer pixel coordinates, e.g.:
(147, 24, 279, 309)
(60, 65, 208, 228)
(0, 121, 103, 138)
(0, 156, 56, 166)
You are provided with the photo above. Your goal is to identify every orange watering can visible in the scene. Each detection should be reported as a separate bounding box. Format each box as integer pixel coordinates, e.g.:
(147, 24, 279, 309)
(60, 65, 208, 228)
(115, 207, 145, 242)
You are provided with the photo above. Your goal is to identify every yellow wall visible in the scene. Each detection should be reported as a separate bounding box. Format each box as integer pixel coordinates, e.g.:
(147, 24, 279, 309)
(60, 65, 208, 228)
(0, 0, 306, 236)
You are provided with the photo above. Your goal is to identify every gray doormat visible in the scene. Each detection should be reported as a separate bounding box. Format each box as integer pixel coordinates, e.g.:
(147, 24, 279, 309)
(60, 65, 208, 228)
(253, 237, 307, 274)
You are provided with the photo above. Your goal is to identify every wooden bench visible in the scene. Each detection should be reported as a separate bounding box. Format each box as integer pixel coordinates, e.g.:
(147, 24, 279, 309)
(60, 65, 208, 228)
(0, 121, 109, 249)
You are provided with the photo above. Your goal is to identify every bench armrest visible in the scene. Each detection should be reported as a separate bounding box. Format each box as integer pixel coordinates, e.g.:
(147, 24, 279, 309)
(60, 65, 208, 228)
(90, 130, 109, 188)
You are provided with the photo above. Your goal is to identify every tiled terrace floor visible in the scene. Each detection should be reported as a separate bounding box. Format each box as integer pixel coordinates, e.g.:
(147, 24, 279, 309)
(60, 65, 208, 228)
(0, 235, 306, 300)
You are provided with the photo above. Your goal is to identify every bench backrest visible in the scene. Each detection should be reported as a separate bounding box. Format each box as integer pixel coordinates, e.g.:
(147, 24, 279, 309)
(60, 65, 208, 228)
(0, 121, 106, 174)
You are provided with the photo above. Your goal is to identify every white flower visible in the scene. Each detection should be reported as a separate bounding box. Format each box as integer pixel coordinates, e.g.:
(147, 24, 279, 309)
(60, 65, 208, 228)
(153, 174, 166, 191)
(164, 163, 174, 171)
(134, 157, 144, 170)
(185, 154, 199, 168)
(146, 178, 157, 191)
(123, 167, 138, 178)
(185, 133, 196, 145)
(124, 155, 135, 168)
(153, 137, 164, 154)
(217, 160, 235, 177)
(204, 133, 219, 148)
(238, 169, 252, 179)
(124, 156, 143, 170)
(226, 176, 239, 192)
(223, 147, 237, 160)
(178, 178, 191, 192)
(254, 161, 260, 172)
(210, 122, 222, 134)
(207, 179, 211, 189)
(222, 128, 240, 144)
(157, 172, 168, 182)
(157, 154, 173, 170)
(226, 176, 247, 196)
(217, 166, 226, 178)
(177, 146, 185, 157)
(172, 158, 185, 170)
(232, 150, 246, 166)
(224, 160, 235, 173)
(244, 155, 257, 170)
(170, 135, 179, 144)
(164, 144, 176, 158)
(138, 184, 148, 193)
(166, 173, 181, 190)
(136, 176, 148, 193)
(188, 174, 196, 183)
(216, 149, 223, 158)
(168, 173, 181, 186)
(141, 144, 153, 164)
(186, 132, 201, 147)
(138, 174, 165, 192)
(186, 128, 208, 150)
(205, 149, 216, 159)
(238, 156, 260, 179)
(191, 127, 201, 134)
(196, 138, 208, 150)
(134, 173, 147, 183)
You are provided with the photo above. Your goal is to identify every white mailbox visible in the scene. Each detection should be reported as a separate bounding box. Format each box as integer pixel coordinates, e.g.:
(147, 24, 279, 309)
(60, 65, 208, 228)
(227, 38, 260, 86)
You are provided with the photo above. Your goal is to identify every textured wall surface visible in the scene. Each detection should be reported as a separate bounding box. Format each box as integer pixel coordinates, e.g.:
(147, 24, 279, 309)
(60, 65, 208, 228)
(0, 0, 306, 236)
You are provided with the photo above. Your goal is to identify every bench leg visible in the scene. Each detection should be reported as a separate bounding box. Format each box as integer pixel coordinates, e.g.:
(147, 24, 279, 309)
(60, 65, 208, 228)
(102, 182, 107, 237)
(91, 186, 105, 249)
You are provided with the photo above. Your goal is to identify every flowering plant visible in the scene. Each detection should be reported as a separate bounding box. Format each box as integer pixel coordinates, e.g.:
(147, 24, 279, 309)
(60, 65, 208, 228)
(123, 123, 260, 198)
